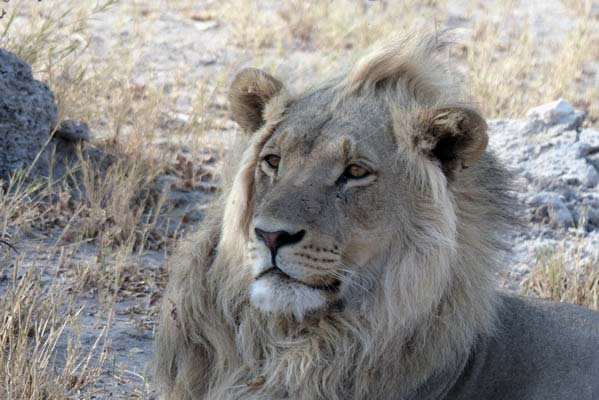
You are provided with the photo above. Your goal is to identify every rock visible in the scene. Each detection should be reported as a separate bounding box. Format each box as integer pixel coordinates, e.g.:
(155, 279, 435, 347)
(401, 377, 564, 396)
(192, 20, 219, 32)
(526, 99, 574, 125)
(587, 208, 599, 227)
(583, 164, 599, 188)
(0, 49, 101, 184)
(573, 142, 597, 159)
(525, 98, 585, 135)
(488, 100, 599, 289)
(529, 191, 575, 230)
(489, 101, 599, 232)
(55, 119, 90, 142)
(0, 48, 58, 181)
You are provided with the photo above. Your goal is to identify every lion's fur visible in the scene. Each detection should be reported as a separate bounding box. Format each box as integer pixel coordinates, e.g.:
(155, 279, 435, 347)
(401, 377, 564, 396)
(153, 33, 517, 399)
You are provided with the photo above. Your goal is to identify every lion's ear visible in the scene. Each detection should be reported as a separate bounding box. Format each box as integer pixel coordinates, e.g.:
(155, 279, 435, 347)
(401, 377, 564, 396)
(228, 68, 284, 134)
(414, 106, 488, 176)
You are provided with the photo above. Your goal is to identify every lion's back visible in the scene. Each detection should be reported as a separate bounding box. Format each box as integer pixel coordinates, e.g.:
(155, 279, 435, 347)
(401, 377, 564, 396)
(447, 294, 599, 400)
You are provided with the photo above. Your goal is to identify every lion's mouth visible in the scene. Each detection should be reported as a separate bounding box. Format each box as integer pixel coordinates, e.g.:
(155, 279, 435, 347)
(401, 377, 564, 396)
(255, 267, 342, 292)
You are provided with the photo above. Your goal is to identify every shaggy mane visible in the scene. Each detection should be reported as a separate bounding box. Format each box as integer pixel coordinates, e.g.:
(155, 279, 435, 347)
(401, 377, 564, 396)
(153, 33, 517, 400)
(336, 33, 461, 106)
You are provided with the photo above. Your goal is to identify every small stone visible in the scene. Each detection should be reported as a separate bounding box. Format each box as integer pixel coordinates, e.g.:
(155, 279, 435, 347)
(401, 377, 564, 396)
(529, 192, 575, 230)
(193, 20, 219, 32)
(587, 208, 599, 226)
(515, 263, 530, 274)
(564, 176, 581, 186)
(582, 207, 599, 232)
(55, 119, 90, 142)
(574, 142, 593, 159)
(583, 164, 599, 188)
(128, 347, 144, 354)
(549, 206, 575, 230)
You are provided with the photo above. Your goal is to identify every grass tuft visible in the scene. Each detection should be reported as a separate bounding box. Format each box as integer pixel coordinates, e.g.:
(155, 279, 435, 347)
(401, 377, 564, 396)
(523, 245, 599, 311)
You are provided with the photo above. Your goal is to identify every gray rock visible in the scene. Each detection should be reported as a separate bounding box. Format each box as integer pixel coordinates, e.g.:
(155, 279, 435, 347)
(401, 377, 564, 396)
(587, 208, 599, 227)
(55, 119, 90, 142)
(0, 48, 58, 181)
(526, 99, 574, 125)
(488, 100, 599, 288)
(528, 191, 575, 230)
(525, 98, 585, 135)
(583, 164, 599, 188)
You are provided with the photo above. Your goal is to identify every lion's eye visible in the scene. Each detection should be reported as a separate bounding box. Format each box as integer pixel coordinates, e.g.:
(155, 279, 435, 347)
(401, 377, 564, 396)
(264, 154, 281, 169)
(344, 164, 370, 179)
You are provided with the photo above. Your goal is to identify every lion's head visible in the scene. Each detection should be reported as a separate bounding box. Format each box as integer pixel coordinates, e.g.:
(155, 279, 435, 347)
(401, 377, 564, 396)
(223, 35, 496, 322)
(155, 34, 516, 400)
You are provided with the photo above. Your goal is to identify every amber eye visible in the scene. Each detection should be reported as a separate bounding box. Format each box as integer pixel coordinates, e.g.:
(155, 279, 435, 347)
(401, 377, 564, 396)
(344, 164, 370, 179)
(264, 154, 281, 169)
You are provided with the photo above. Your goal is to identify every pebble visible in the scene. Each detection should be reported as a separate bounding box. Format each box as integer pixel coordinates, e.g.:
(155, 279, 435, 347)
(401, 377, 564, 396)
(583, 164, 599, 188)
(55, 119, 90, 142)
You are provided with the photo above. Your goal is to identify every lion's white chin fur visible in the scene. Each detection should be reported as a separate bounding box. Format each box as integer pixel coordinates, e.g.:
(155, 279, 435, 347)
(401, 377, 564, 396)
(250, 278, 328, 320)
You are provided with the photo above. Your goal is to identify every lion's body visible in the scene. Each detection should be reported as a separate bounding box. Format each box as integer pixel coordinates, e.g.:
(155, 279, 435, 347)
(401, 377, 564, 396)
(153, 34, 599, 399)
(447, 295, 599, 400)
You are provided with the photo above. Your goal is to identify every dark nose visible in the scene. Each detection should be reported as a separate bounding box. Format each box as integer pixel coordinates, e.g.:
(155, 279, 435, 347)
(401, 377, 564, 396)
(254, 228, 305, 253)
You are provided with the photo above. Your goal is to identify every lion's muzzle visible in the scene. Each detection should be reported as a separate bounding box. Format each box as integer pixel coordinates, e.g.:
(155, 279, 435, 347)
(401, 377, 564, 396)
(254, 227, 305, 259)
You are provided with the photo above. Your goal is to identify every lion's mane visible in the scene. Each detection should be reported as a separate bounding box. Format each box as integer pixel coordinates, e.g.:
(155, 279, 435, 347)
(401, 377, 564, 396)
(153, 34, 516, 400)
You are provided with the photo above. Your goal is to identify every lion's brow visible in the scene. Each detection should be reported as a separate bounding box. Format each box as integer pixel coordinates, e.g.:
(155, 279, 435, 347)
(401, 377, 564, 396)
(291, 113, 332, 153)
(341, 137, 352, 160)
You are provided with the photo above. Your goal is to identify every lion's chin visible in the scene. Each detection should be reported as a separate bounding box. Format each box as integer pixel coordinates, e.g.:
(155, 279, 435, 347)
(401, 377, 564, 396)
(249, 277, 328, 321)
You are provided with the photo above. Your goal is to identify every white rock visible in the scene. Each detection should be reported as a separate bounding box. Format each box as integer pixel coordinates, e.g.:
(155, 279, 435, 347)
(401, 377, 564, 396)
(527, 98, 574, 125)
(525, 98, 584, 133)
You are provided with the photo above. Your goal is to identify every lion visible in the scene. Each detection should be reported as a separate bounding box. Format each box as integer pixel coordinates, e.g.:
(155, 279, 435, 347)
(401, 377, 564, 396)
(153, 34, 599, 400)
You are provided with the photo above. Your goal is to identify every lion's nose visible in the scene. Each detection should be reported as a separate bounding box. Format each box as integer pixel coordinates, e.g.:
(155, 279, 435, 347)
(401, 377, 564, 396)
(254, 228, 305, 253)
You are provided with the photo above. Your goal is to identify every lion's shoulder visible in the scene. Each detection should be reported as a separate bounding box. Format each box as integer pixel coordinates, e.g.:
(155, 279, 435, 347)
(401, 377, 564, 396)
(447, 294, 599, 400)
(494, 294, 599, 357)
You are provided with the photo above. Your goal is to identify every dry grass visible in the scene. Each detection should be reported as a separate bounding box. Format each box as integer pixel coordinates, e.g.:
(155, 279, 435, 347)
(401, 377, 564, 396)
(0, 1, 205, 397)
(464, 14, 599, 121)
(212, 0, 598, 121)
(523, 245, 599, 311)
(219, 0, 445, 51)
(0, 0, 598, 397)
(0, 260, 109, 399)
(0, 165, 163, 397)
